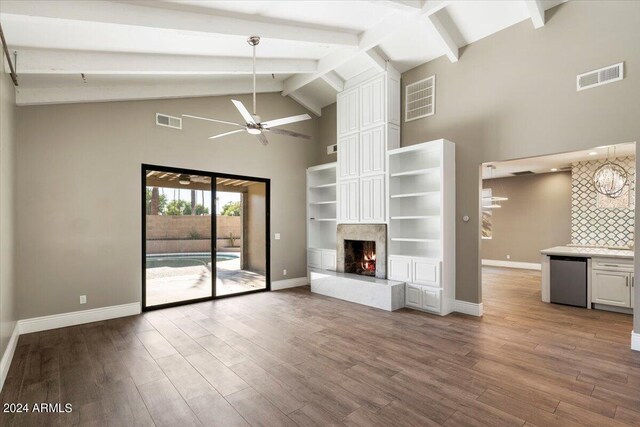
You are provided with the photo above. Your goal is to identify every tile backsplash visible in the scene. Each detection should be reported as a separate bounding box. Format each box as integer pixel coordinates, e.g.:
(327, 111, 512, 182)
(571, 156, 635, 248)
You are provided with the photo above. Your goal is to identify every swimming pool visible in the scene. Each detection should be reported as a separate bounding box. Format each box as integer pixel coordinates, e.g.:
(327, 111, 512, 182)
(146, 253, 238, 269)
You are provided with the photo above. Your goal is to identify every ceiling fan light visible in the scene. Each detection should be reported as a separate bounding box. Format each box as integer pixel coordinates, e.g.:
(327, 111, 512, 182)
(178, 174, 191, 185)
(247, 128, 261, 135)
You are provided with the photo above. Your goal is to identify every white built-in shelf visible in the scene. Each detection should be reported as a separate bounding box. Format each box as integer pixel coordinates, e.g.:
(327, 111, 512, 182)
(390, 167, 439, 177)
(310, 201, 337, 205)
(390, 215, 439, 220)
(390, 191, 439, 199)
(310, 218, 337, 222)
(391, 237, 439, 243)
(310, 183, 337, 189)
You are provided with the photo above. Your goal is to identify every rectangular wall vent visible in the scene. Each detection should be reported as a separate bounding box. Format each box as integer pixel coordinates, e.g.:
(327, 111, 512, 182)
(156, 113, 182, 129)
(577, 62, 623, 91)
(405, 75, 435, 122)
(327, 144, 337, 155)
(512, 171, 535, 176)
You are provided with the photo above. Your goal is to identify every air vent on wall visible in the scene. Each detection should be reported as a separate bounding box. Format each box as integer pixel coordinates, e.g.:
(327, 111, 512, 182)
(405, 75, 435, 122)
(156, 113, 182, 129)
(577, 62, 623, 91)
(511, 171, 535, 176)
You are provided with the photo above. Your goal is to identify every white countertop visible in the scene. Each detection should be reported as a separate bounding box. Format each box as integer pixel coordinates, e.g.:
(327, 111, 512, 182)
(540, 246, 634, 259)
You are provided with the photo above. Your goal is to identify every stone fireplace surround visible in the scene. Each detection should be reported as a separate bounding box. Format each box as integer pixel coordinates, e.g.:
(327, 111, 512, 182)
(336, 224, 387, 279)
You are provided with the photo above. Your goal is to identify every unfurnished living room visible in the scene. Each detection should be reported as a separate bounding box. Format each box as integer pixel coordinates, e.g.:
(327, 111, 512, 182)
(0, 0, 639, 426)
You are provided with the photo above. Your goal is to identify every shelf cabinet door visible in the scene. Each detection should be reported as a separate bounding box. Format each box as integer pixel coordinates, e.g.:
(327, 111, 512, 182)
(405, 284, 422, 308)
(592, 270, 631, 307)
(360, 125, 385, 175)
(421, 287, 441, 312)
(360, 174, 385, 223)
(338, 88, 359, 136)
(308, 249, 322, 269)
(338, 134, 359, 179)
(388, 256, 411, 282)
(413, 259, 440, 287)
(339, 179, 359, 223)
(321, 250, 337, 271)
(360, 75, 385, 129)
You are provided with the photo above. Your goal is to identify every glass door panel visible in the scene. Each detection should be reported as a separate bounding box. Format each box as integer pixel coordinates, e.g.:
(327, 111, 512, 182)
(144, 169, 213, 308)
(215, 177, 268, 296)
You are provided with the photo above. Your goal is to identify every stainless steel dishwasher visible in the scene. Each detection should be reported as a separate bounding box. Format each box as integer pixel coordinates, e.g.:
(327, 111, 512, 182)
(550, 256, 588, 307)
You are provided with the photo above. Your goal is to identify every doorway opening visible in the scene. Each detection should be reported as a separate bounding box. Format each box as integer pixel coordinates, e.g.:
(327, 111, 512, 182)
(479, 141, 636, 318)
(142, 165, 270, 310)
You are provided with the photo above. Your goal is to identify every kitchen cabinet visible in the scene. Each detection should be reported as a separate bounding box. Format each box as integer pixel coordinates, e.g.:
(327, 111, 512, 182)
(592, 269, 631, 307)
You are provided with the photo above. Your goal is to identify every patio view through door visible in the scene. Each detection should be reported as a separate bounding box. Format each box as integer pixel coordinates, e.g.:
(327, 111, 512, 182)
(142, 165, 270, 310)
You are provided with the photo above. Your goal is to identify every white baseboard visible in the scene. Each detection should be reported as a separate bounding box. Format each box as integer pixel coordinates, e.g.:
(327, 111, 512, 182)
(454, 300, 484, 317)
(0, 323, 19, 392)
(19, 302, 141, 335)
(482, 259, 541, 271)
(271, 277, 308, 291)
(632, 331, 640, 352)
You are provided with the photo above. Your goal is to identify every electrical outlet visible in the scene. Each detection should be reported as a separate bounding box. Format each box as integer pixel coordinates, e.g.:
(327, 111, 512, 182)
(506, 255, 511, 260)
(283, 269, 287, 276)
(275, 233, 281, 240)
(80, 295, 87, 304)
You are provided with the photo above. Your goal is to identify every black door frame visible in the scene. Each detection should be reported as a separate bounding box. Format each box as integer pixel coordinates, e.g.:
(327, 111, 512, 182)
(141, 163, 271, 311)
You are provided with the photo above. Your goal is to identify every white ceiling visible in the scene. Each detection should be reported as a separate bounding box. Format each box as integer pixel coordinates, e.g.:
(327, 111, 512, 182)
(0, 0, 567, 112)
(483, 142, 637, 179)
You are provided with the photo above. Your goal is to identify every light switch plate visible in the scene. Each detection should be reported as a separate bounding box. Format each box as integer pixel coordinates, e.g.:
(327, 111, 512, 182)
(80, 295, 87, 304)
(275, 233, 281, 240)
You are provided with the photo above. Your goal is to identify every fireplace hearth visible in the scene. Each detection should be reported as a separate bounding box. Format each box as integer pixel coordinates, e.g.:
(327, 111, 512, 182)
(344, 240, 376, 277)
(336, 224, 387, 279)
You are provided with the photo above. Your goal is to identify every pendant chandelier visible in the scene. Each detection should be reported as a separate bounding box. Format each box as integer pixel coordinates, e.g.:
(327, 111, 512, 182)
(482, 165, 508, 209)
(593, 147, 628, 199)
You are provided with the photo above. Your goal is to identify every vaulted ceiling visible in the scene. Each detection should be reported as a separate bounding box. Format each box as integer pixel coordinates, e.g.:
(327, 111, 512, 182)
(0, 0, 566, 113)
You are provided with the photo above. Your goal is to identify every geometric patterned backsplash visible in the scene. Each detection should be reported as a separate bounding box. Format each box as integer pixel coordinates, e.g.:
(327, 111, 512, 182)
(571, 156, 635, 248)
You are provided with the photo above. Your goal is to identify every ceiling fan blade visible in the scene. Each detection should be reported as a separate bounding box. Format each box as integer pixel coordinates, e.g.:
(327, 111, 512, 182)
(262, 114, 312, 128)
(208, 129, 246, 140)
(255, 132, 269, 146)
(265, 127, 311, 140)
(231, 100, 256, 125)
(182, 114, 244, 127)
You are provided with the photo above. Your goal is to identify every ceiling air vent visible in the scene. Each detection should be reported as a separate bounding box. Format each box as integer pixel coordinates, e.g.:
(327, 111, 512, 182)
(512, 171, 535, 176)
(156, 113, 182, 130)
(577, 62, 623, 91)
(405, 75, 435, 122)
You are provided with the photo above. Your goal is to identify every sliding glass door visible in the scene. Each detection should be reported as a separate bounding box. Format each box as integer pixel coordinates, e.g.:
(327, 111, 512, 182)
(142, 166, 269, 310)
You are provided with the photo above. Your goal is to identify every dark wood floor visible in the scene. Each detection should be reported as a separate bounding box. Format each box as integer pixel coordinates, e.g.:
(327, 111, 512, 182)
(2, 267, 640, 426)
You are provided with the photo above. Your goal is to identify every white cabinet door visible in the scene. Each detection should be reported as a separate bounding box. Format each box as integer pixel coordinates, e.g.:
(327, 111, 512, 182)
(308, 249, 322, 269)
(360, 75, 385, 129)
(321, 250, 336, 271)
(405, 284, 422, 308)
(421, 287, 441, 312)
(338, 88, 359, 136)
(592, 270, 631, 307)
(338, 134, 359, 179)
(388, 73, 401, 126)
(339, 179, 359, 223)
(360, 174, 385, 223)
(388, 256, 411, 282)
(413, 259, 440, 287)
(360, 125, 385, 175)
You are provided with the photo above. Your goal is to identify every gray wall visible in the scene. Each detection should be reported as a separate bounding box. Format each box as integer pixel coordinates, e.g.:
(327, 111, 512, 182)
(481, 172, 572, 264)
(317, 102, 337, 165)
(401, 1, 640, 306)
(1, 52, 17, 358)
(15, 93, 319, 319)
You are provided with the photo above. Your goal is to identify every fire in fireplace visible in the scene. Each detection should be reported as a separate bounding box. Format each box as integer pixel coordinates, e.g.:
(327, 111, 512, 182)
(344, 240, 376, 277)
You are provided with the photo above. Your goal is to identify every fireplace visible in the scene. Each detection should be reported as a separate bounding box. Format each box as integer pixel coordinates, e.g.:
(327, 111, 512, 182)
(344, 240, 376, 277)
(336, 224, 387, 279)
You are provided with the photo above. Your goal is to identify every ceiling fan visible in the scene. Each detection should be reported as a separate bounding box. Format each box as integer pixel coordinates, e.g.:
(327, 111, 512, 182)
(183, 36, 312, 145)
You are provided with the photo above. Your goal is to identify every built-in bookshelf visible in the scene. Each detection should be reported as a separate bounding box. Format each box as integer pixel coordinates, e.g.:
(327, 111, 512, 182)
(307, 163, 338, 271)
(387, 139, 455, 315)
